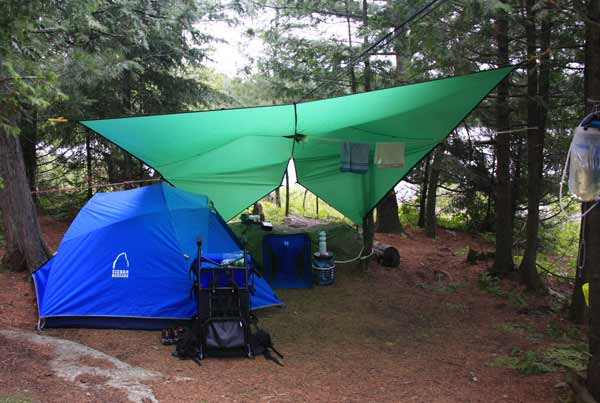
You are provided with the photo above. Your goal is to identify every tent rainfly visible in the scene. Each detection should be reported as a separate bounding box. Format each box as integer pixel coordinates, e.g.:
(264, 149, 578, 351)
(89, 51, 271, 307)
(81, 66, 514, 224)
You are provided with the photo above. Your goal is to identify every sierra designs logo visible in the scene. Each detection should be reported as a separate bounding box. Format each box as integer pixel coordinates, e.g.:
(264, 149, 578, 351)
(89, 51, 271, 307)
(112, 252, 130, 278)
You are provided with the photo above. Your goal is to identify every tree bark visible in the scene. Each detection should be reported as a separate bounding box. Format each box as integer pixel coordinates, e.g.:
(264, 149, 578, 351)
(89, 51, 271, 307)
(345, 0, 357, 94)
(584, 0, 600, 398)
(302, 188, 308, 211)
(360, 0, 374, 269)
(0, 121, 50, 272)
(85, 132, 93, 199)
(19, 108, 37, 193)
(362, 0, 371, 92)
(376, 190, 403, 233)
(518, 1, 548, 293)
(571, 203, 590, 323)
(123, 153, 133, 187)
(275, 187, 281, 208)
(425, 145, 444, 238)
(484, 150, 496, 232)
(491, 3, 514, 275)
(511, 136, 523, 222)
(418, 156, 430, 228)
(373, 10, 405, 236)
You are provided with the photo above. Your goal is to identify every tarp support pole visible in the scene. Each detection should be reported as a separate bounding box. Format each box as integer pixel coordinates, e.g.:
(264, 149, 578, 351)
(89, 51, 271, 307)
(285, 168, 290, 216)
(361, 212, 374, 269)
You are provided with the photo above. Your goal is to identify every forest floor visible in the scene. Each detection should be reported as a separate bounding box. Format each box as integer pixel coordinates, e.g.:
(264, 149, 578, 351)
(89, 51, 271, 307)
(0, 215, 587, 403)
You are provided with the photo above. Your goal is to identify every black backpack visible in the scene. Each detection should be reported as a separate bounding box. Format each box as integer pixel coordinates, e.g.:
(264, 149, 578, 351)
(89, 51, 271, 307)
(172, 319, 203, 365)
(249, 325, 284, 366)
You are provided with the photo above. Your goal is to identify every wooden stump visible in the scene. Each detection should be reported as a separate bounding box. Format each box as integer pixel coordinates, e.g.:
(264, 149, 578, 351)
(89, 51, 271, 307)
(373, 241, 400, 267)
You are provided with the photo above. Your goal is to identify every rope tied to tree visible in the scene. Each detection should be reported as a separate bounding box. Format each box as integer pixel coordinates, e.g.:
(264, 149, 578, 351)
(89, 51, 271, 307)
(31, 178, 160, 195)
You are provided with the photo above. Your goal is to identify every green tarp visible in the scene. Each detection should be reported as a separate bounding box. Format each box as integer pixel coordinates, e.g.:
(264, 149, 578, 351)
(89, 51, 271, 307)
(81, 66, 514, 224)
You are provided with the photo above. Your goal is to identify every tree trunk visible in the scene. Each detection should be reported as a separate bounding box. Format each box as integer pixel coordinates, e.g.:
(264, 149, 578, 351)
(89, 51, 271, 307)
(19, 108, 37, 193)
(518, 2, 547, 293)
(584, 0, 600, 398)
(418, 156, 430, 228)
(123, 153, 133, 187)
(491, 3, 514, 275)
(0, 122, 50, 272)
(138, 160, 145, 179)
(362, 211, 374, 270)
(85, 132, 93, 199)
(571, 203, 590, 323)
(302, 188, 308, 211)
(275, 187, 281, 208)
(484, 149, 496, 232)
(362, 0, 371, 92)
(373, 19, 405, 236)
(104, 144, 119, 184)
(587, 203, 600, 400)
(511, 136, 523, 222)
(359, 0, 374, 269)
(345, 0, 357, 94)
(425, 145, 444, 238)
(376, 190, 403, 234)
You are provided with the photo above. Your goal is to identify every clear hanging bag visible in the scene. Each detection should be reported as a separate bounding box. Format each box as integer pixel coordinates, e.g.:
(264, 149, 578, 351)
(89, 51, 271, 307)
(568, 125, 600, 202)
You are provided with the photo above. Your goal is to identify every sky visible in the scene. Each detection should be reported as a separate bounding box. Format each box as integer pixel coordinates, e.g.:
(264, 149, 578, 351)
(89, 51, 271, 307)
(205, 19, 264, 77)
(204, 9, 361, 78)
(202, 13, 417, 203)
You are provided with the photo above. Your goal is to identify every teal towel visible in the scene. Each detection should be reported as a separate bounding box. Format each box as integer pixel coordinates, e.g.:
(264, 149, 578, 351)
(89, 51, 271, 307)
(340, 142, 369, 174)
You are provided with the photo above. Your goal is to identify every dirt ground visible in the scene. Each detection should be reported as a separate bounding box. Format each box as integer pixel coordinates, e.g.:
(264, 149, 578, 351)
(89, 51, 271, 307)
(0, 217, 584, 402)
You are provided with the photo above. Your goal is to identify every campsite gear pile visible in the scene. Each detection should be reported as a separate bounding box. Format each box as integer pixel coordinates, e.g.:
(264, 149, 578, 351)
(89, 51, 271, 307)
(33, 184, 282, 329)
(240, 213, 273, 231)
(263, 233, 313, 288)
(161, 327, 186, 345)
(165, 319, 283, 366)
(312, 231, 335, 286)
(195, 238, 253, 359)
(162, 237, 282, 364)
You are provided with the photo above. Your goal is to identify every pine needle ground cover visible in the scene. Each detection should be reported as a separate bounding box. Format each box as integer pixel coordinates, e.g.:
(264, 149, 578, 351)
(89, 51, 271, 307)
(0, 214, 583, 402)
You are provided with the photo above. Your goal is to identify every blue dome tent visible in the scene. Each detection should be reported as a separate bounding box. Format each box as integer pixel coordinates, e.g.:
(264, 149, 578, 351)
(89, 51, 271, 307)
(33, 183, 282, 329)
